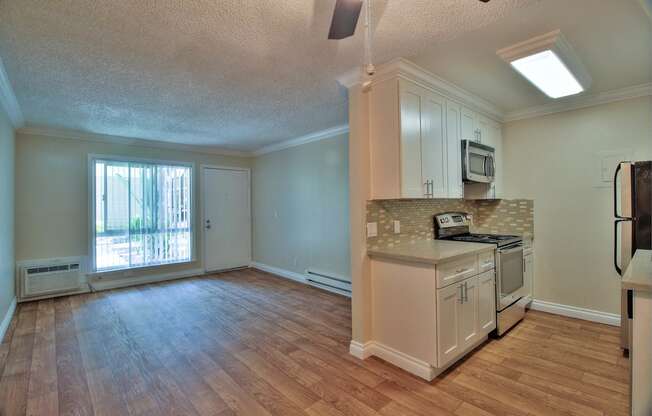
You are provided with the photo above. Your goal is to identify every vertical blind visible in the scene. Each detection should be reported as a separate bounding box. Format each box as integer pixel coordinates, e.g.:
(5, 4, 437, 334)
(93, 158, 192, 271)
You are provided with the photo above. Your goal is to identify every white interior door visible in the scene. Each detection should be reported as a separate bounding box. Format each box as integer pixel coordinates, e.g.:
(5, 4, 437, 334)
(203, 167, 251, 272)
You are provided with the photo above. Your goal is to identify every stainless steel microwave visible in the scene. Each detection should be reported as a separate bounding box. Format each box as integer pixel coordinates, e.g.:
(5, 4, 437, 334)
(462, 140, 495, 184)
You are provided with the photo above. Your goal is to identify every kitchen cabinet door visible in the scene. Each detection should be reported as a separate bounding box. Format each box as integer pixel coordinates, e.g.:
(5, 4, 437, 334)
(399, 81, 425, 198)
(466, 119, 502, 200)
(524, 253, 533, 298)
(420, 91, 448, 198)
(446, 101, 463, 198)
(436, 282, 461, 368)
(459, 276, 480, 349)
(461, 107, 477, 143)
(478, 270, 497, 335)
(476, 115, 491, 145)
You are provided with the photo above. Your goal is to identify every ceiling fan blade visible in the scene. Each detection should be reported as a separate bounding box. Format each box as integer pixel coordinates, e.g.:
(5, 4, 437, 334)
(328, 0, 364, 40)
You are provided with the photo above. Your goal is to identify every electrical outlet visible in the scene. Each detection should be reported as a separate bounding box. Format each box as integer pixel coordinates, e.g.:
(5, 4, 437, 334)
(393, 220, 401, 234)
(366, 222, 378, 238)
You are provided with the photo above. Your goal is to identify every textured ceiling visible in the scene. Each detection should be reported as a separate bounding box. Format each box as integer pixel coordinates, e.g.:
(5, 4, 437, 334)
(0, 0, 536, 151)
(412, 0, 652, 113)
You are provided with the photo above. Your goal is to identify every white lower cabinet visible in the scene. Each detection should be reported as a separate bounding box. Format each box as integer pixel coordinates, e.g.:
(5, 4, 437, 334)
(369, 251, 497, 380)
(436, 281, 461, 367)
(523, 253, 534, 299)
(478, 270, 497, 332)
(436, 271, 494, 369)
(459, 276, 480, 347)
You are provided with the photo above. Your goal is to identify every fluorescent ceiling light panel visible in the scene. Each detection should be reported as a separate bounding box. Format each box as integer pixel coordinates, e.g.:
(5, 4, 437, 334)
(497, 30, 591, 99)
(511, 50, 583, 98)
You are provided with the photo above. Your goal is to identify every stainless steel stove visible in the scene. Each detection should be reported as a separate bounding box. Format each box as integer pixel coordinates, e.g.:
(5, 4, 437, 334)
(434, 212, 527, 335)
(441, 233, 522, 247)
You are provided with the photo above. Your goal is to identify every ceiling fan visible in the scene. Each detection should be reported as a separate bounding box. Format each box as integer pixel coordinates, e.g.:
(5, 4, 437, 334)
(328, 0, 492, 40)
(328, 0, 491, 80)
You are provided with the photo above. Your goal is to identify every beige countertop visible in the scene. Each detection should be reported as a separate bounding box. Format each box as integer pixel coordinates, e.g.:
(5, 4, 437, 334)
(367, 239, 494, 265)
(622, 249, 652, 292)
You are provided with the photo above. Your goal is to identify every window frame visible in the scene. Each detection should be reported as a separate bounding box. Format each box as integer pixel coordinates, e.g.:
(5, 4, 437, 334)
(88, 154, 196, 273)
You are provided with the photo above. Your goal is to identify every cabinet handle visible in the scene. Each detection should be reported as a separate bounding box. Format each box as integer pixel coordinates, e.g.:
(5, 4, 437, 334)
(459, 284, 464, 304)
(424, 180, 434, 198)
(463, 282, 468, 302)
(455, 268, 471, 275)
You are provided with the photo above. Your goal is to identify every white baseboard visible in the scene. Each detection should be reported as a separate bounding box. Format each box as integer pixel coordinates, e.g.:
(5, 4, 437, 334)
(89, 268, 205, 291)
(251, 262, 352, 298)
(349, 340, 436, 380)
(0, 297, 17, 343)
(349, 340, 374, 359)
(250, 262, 306, 283)
(530, 299, 621, 326)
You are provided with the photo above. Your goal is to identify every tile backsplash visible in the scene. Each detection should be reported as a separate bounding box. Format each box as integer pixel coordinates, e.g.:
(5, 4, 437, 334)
(366, 199, 534, 250)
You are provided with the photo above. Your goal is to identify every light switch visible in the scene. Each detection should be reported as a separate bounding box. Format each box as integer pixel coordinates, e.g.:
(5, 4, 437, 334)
(366, 222, 378, 238)
(393, 220, 400, 234)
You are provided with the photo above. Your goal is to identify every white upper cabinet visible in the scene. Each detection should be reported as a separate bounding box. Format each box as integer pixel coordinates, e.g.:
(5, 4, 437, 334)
(370, 78, 448, 199)
(445, 101, 463, 199)
(478, 118, 504, 199)
(420, 90, 448, 199)
(463, 115, 504, 200)
(369, 70, 503, 200)
(461, 107, 478, 143)
(399, 82, 425, 198)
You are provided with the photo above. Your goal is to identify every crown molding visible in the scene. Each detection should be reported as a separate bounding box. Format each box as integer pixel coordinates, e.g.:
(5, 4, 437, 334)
(336, 67, 364, 89)
(16, 125, 253, 158)
(504, 82, 652, 122)
(253, 124, 349, 156)
(0, 56, 24, 128)
(338, 58, 505, 122)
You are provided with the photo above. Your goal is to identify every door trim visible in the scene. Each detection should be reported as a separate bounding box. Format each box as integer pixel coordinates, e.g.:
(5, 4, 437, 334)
(200, 165, 252, 273)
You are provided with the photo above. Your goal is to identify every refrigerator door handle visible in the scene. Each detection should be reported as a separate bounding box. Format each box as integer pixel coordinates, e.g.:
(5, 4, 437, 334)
(614, 218, 631, 276)
(613, 161, 633, 220)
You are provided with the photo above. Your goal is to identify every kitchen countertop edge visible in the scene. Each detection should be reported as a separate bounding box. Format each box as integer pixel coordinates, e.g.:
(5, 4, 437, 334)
(367, 240, 495, 266)
(622, 249, 652, 292)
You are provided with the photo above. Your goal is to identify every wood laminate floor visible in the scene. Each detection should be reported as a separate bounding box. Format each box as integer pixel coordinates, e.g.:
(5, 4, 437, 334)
(0, 268, 629, 416)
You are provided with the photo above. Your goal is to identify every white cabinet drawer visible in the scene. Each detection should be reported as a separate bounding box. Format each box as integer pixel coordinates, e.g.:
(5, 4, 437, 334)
(478, 251, 495, 272)
(436, 255, 478, 288)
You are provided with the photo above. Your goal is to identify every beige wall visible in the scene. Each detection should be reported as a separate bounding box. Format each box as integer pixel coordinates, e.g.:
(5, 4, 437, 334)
(0, 107, 15, 325)
(503, 96, 652, 315)
(252, 134, 351, 279)
(348, 85, 373, 344)
(15, 132, 251, 282)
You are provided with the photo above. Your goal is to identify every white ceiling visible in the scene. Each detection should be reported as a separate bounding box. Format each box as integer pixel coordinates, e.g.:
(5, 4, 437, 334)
(0, 0, 649, 151)
(0, 0, 535, 151)
(412, 0, 652, 113)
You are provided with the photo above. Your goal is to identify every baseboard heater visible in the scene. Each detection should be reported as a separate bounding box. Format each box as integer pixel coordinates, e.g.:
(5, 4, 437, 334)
(305, 269, 351, 297)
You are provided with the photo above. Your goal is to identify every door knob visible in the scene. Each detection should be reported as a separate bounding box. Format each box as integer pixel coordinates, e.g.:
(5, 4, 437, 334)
(206, 219, 211, 230)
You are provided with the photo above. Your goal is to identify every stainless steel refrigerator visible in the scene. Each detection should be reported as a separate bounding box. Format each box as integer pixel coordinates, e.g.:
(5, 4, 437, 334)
(613, 161, 651, 352)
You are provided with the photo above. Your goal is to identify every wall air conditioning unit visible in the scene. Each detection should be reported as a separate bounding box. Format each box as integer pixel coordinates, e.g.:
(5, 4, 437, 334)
(17, 257, 89, 301)
(305, 269, 351, 297)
